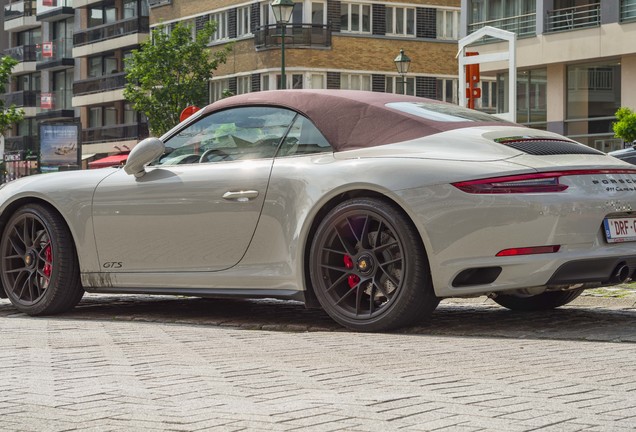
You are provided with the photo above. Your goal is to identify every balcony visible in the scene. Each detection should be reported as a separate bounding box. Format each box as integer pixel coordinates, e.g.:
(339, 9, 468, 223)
(74, 17, 150, 47)
(546, 3, 600, 33)
(148, 0, 171, 7)
(36, 0, 74, 21)
(468, 13, 536, 38)
(36, 38, 74, 70)
(36, 89, 74, 120)
(3, 1, 38, 31)
(622, 0, 636, 22)
(3, 45, 38, 63)
(254, 24, 331, 50)
(4, 136, 38, 152)
(82, 123, 149, 144)
(2, 90, 40, 108)
(73, 72, 126, 96)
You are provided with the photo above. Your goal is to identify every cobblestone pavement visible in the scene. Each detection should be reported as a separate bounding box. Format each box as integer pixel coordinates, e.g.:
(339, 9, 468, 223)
(0, 292, 635, 431)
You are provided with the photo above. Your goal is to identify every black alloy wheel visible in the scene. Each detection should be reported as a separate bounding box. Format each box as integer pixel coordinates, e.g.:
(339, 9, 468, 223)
(309, 198, 439, 331)
(0, 204, 84, 315)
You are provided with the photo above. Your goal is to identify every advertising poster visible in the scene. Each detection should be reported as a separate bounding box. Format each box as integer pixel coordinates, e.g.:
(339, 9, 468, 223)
(39, 123, 81, 173)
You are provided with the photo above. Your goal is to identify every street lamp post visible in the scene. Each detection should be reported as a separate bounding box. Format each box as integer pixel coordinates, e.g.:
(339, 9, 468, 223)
(393, 49, 411, 94)
(270, 0, 295, 90)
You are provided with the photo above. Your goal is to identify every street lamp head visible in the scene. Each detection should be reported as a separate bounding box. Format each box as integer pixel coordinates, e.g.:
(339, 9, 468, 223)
(394, 49, 411, 75)
(271, 0, 295, 24)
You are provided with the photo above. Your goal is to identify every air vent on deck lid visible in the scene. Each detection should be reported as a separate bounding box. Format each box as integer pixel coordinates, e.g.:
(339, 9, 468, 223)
(495, 137, 603, 156)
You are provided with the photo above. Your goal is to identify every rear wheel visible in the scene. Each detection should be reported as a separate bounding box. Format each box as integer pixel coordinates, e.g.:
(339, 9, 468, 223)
(492, 289, 584, 311)
(0, 204, 84, 315)
(309, 198, 439, 331)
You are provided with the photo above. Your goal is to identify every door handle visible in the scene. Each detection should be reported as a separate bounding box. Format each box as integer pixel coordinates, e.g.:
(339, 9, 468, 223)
(222, 190, 259, 202)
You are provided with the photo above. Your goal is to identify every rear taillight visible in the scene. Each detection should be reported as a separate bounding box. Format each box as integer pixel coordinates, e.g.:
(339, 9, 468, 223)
(453, 173, 568, 194)
(496, 245, 561, 257)
(453, 169, 636, 194)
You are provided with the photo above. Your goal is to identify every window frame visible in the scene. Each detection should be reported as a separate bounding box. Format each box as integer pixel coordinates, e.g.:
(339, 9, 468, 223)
(386, 6, 416, 37)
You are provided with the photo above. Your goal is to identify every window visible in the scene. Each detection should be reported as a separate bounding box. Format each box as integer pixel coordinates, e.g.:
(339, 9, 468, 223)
(312, 2, 325, 25)
(89, 106, 118, 128)
(16, 73, 41, 91)
(237, 76, 250, 95)
(386, 6, 415, 36)
(437, 9, 459, 39)
(52, 70, 72, 109)
(340, 74, 371, 91)
(341, 3, 371, 33)
(88, 4, 117, 27)
(157, 107, 297, 165)
(124, 103, 137, 124)
(123, 0, 139, 19)
(479, 80, 497, 112)
(565, 62, 620, 146)
(88, 54, 118, 77)
(210, 11, 229, 41)
(210, 79, 230, 102)
(237, 6, 251, 36)
(386, 76, 415, 95)
(309, 74, 325, 89)
(17, 28, 41, 46)
(436, 78, 457, 104)
(278, 115, 331, 157)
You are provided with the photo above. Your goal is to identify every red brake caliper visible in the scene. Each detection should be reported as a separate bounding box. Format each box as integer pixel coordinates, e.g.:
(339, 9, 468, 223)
(344, 255, 359, 289)
(43, 245, 52, 279)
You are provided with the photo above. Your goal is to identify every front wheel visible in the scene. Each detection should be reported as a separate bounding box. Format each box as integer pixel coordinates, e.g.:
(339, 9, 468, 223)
(492, 289, 584, 311)
(309, 198, 439, 331)
(0, 204, 84, 315)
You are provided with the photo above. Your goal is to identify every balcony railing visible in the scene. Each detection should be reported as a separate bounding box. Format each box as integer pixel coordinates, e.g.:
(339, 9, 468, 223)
(82, 123, 149, 144)
(2, 90, 40, 107)
(3, 45, 38, 62)
(36, 38, 73, 62)
(41, 89, 72, 110)
(74, 72, 127, 96)
(3, 0, 36, 21)
(4, 135, 38, 152)
(73, 16, 150, 47)
(622, 0, 636, 22)
(468, 13, 536, 37)
(254, 23, 331, 49)
(546, 3, 600, 33)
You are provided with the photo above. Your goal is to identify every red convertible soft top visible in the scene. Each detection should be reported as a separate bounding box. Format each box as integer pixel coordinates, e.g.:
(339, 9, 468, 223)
(206, 90, 510, 152)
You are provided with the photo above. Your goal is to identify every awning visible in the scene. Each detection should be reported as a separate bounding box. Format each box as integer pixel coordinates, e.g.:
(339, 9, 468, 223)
(88, 153, 129, 169)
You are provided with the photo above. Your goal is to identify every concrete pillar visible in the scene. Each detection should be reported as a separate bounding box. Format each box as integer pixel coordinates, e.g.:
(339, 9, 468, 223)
(546, 62, 565, 135)
(622, 54, 636, 110)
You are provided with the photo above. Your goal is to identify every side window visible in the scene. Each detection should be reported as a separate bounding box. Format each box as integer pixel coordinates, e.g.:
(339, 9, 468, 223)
(156, 106, 296, 165)
(277, 115, 332, 157)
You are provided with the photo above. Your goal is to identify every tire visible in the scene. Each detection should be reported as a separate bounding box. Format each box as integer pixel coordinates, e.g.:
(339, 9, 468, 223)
(309, 198, 439, 331)
(0, 204, 84, 315)
(492, 288, 584, 311)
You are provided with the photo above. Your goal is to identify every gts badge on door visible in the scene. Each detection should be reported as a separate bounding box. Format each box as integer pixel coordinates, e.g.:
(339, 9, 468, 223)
(103, 262, 123, 269)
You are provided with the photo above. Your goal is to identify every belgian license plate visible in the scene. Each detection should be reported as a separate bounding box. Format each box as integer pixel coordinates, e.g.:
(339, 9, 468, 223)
(604, 218, 636, 243)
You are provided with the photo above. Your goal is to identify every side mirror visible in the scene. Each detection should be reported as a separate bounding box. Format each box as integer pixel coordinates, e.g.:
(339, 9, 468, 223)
(124, 137, 165, 178)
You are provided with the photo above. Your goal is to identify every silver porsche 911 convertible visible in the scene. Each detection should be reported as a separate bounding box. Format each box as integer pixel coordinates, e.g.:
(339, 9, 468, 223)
(2, 90, 635, 331)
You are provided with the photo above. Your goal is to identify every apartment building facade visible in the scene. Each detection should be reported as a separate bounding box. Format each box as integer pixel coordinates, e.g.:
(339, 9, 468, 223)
(3, 0, 463, 178)
(460, 0, 636, 151)
(2, 0, 149, 178)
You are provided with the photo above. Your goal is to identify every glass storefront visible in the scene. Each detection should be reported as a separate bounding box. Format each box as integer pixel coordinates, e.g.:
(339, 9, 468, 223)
(566, 61, 621, 150)
(497, 68, 547, 129)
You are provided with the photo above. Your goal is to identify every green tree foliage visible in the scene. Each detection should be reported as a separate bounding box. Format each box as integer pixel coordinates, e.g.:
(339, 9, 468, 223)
(124, 21, 231, 136)
(613, 107, 636, 144)
(0, 56, 25, 135)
